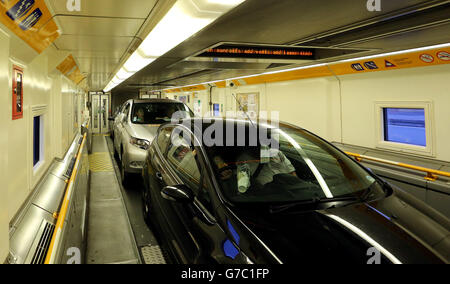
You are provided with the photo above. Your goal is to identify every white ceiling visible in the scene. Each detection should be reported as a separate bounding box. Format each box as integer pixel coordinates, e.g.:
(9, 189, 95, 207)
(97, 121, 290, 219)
(46, 0, 158, 90)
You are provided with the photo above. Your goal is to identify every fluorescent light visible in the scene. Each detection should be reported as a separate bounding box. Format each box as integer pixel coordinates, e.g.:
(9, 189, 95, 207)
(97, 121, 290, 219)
(111, 76, 122, 85)
(139, 2, 214, 57)
(163, 63, 327, 91)
(116, 68, 134, 81)
(103, 0, 247, 92)
(123, 51, 156, 72)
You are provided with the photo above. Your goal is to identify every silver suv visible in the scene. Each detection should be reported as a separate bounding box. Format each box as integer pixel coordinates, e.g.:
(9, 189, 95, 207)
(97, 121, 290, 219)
(112, 99, 193, 184)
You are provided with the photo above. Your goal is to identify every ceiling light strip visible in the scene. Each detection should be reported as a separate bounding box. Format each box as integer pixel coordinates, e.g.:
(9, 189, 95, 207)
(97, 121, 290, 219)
(103, 0, 247, 92)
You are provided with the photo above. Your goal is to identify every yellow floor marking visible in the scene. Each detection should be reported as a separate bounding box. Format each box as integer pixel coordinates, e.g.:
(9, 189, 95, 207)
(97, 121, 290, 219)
(89, 152, 114, 172)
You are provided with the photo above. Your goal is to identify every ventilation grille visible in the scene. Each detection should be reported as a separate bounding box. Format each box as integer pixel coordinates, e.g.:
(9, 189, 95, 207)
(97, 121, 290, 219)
(31, 222, 55, 264)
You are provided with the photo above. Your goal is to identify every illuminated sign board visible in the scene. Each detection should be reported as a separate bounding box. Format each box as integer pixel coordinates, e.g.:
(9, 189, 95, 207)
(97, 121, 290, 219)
(198, 44, 315, 60)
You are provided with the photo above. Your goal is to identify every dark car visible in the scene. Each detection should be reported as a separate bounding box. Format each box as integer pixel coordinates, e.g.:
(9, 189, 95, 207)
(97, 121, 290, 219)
(141, 118, 450, 264)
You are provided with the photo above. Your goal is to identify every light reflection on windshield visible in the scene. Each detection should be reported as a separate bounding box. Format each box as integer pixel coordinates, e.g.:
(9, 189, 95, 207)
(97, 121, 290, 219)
(204, 124, 383, 204)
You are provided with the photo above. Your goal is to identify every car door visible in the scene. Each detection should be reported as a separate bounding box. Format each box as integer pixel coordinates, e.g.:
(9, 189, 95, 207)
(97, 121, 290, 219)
(147, 127, 201, 263)
(115, 102, 131, 154)
(149, 126, 227, 263)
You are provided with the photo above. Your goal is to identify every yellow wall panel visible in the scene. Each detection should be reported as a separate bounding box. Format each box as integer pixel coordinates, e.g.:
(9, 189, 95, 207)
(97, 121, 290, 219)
(330, 47, 450, 75)
(56, 55, 77, 75)
(0, 0, 60, 53)
(181, 85, 206, 92)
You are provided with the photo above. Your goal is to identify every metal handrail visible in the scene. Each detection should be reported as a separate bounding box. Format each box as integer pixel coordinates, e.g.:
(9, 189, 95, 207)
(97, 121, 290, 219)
(345, 152, 450, 181)
(44, 133, 87, 264)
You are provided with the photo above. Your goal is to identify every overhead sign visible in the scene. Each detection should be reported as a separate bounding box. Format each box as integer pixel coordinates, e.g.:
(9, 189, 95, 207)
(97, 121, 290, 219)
(198, 44, 315, 60)
(57, 55, 86, 85)
(0, 0, 59, 53)
(57, 55, 77, 75)
(6, 0, 35, 21)
(164, 46, 450, 93)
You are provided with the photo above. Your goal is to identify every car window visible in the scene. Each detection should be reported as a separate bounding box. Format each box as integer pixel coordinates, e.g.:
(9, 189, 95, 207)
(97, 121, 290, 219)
(131, 102, 193, 125)
(203, 122, 385, 205)
(122, 103, 131, 119)
(157, 126, 174, 154)
(166, 132, 212, 211)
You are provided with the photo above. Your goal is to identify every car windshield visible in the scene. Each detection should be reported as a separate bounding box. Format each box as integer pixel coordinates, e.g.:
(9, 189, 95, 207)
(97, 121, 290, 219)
(204, 123, 384, 204)
(131, 102, 193, 125)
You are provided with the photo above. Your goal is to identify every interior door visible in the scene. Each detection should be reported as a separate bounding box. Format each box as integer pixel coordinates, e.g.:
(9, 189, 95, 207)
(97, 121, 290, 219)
(92, 95, 100, 133)
(91, 94, 110, 134)
(100, 94, 109, 134)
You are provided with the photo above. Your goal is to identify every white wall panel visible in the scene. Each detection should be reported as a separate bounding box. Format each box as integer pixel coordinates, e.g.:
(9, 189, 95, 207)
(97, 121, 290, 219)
(0, 28, 10, 262)
(166, 64, 450, 162)
(3, 45, 86, 226)
(340, 64, 450, 161)
(265, 77, 341, 141)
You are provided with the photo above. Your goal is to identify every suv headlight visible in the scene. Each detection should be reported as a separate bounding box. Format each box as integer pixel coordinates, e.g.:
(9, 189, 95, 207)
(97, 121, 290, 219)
(130, 137, 150, 150)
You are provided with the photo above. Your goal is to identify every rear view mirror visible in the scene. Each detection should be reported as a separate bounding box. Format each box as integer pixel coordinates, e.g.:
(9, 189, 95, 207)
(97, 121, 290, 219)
(108, 117, 115, 121)
(161, 185, 194, 203)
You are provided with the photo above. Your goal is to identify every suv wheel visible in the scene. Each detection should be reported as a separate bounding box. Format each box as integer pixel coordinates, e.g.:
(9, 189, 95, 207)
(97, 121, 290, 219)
(142, 189, 151, 225)
(121, 151, 129, 186)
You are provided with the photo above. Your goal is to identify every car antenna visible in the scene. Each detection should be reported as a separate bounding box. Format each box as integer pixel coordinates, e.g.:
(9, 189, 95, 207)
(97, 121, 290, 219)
(231, 92, 256, 127)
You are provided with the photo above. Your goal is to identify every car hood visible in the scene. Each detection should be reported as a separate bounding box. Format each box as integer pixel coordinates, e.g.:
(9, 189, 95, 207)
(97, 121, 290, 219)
(126, 124, 160, 143)
(228, 189, 449, 264)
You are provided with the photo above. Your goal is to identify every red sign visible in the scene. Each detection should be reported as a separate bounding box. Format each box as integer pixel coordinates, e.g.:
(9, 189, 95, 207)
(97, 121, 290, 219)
(12, 65, 24, 120)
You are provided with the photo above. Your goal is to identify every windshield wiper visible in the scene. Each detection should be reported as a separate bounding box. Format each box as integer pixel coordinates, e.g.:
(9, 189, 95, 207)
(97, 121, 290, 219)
(269, 196, 359, 214)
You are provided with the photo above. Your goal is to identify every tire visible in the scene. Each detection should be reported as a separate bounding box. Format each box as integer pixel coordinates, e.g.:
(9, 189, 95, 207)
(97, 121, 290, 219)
(121, 151, 129, 186)
(142, 188, 151, 225)
(113, 142, 119, 161)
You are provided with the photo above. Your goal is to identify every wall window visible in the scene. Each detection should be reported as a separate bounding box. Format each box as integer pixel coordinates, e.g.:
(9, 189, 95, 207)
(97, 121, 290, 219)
(375, 102, 434, 157)
(383, 108, 426, 147)
(33, 115, 44, 168)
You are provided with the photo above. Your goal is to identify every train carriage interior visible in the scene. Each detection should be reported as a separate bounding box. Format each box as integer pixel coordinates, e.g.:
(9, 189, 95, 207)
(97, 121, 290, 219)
(0, 0, 449, 268)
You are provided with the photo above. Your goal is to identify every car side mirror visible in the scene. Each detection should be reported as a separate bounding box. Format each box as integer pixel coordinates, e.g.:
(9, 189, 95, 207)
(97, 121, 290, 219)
(161, 185, 194, 203)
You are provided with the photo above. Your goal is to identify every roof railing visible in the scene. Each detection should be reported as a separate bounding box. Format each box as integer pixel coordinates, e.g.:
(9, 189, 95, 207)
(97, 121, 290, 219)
(345, 152, 450, 182)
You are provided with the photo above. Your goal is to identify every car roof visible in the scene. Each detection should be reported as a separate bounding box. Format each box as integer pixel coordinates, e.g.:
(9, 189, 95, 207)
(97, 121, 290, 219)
(174, 118, 299, 131)
(132, 98, 182, 104)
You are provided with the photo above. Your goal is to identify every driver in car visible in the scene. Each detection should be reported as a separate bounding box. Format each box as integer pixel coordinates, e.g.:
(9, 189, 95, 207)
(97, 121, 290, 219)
(133, 108, 145, 123)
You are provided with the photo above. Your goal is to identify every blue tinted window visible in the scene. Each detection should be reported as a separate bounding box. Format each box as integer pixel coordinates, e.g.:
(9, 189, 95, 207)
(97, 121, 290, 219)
(213, 104, 220, 117)
(383, 108, 426, 147)
(33, 116, 40, 166)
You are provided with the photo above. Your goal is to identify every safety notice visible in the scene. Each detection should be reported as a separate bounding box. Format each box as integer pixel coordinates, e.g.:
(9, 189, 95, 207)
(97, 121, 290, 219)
(420, 54, 434, 63)
(437, 51, 450, 61)
(18, 8, 41, 30)
(6, 0, 34, 21)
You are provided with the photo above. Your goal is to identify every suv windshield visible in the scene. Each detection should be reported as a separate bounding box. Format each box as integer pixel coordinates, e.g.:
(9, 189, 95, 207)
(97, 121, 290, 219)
(204, 123, 384, 204)
(131, 102, 193, 125)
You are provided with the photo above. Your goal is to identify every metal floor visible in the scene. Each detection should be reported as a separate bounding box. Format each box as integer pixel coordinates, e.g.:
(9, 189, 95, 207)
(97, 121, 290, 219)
(86, 134, 166, 264)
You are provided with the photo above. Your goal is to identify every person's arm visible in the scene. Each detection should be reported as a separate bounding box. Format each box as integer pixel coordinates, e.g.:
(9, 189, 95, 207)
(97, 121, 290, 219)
(279, 151, 297, 176)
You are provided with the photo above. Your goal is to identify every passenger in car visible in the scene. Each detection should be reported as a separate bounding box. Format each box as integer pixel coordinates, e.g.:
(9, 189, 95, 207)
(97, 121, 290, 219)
(236, 147, 297, 193)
